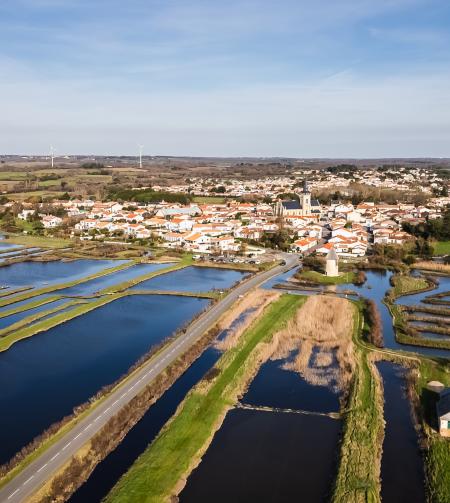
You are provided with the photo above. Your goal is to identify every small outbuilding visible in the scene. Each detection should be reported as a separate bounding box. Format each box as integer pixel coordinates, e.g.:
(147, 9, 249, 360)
(325, 247, 339, 277)
(437, 388, 450, 437)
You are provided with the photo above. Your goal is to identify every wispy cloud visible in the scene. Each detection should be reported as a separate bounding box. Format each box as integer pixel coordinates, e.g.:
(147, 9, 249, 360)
(0, 0, 449, 155)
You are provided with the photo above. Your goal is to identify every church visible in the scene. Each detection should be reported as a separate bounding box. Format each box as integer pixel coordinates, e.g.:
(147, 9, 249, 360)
(274, 180, 321, 217)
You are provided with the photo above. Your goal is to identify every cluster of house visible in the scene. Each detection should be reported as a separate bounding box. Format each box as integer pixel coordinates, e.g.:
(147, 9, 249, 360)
(162, 165, 447, 199)
(6, 183, 449, 258)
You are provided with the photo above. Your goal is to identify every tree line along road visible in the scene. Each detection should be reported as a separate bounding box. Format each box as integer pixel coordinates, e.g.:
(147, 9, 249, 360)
(0, 253, 298, 503)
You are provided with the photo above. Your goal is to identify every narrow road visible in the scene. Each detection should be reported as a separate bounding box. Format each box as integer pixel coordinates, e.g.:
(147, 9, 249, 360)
(0, 254, 298, 503)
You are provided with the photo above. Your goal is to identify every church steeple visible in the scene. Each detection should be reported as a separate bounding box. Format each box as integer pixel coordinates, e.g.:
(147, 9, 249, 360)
(303, 179, 310, 194)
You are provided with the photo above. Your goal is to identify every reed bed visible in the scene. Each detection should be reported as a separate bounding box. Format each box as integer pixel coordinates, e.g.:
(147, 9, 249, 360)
(266, 296, 355, 393)
(414, 261, 450, 274)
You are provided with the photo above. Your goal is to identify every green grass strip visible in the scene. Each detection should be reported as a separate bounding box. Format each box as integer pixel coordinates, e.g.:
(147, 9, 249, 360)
(105, 294, 304, 503)
(0, 295, 62, 319)
(0, 299, 87, 339)
(332, 302, 384, 503)
(298, 270, 356, 284)
(0, 286, 33, 298)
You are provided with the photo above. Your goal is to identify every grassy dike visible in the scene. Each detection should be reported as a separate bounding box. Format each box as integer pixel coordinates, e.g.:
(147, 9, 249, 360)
(105, 294, 304, 503)
(0, 295, 62, 318)
(332, 302, 384, 503)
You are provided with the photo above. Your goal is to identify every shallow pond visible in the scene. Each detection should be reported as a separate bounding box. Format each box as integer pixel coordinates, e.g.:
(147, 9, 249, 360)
(0, 259, 127, 290)
(131, 266, 248, 293)
(180, 408, 341, 503)
(377, 361, 426, 503)
(243, 350, 340, 413)
(0, 294, 209, 464)
(0, 298, 70, 329)
(0, 241, 23, 251)
(69, 347, 221, 503)
(58, 263, 171, 296)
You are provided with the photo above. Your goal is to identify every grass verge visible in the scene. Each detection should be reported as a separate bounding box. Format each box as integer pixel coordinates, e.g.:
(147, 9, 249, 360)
(105, 294, 304, 503)
(332, 301, 384, 503)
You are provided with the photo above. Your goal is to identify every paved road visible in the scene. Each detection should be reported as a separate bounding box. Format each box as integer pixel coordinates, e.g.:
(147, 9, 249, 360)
(0, 254, 298, 503)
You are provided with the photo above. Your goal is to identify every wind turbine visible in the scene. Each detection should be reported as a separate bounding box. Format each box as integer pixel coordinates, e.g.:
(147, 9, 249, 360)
(138, 144, 144, 169)
(50, 145, 56, 168)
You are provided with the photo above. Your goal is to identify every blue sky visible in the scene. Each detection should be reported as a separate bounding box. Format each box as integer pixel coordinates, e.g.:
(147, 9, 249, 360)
(1, 0, 450, 157)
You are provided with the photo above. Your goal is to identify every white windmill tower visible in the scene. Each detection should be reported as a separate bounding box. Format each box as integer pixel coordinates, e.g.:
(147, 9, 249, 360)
(50, 145, 56, 168)
(138, 144, 144, 169)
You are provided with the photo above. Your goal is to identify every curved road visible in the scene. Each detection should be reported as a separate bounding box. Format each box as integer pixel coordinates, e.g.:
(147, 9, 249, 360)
(0, 254, 297, 503)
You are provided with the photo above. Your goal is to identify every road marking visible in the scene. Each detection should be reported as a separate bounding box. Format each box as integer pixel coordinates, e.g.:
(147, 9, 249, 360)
(23, 475, 34, 485)
(50, 453, 59, 462)
(8, 488, 20, 499)
(74, 433, 82, 440)
(37, 462, 48, 473)
(105, 406, 111, 413)
(112, 400, 119, 406)
(62, 442, 71, 450)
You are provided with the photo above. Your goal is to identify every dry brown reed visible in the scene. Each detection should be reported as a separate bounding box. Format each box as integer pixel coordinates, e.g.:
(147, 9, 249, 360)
(414, 261, 450, 274)
(266, 296, 355, 393)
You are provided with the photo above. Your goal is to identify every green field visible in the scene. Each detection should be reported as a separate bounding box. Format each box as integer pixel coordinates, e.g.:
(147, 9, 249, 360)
(433, 241, 450, 256)
(0, 172, 29, 181)
(4, 233, 71, 249)
(298, 269, 356, 284)
(192, 195, 227, 204)
(105, 294, 304, 503)
(6, 190, 65, 201)
(391, 274, 429, 297)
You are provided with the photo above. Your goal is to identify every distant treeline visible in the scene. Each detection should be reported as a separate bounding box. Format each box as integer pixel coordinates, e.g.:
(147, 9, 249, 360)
(107, 187, 192, 204)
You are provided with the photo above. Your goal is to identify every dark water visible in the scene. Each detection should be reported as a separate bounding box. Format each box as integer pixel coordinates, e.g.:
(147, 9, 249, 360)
(58, 263, 171, 296)
(243, 351, 340, 413)
(69, 347, 221, 503)
(0, 259, 126, 289)
(262, 267, 298, 289)
(0, 295, 209, 464)
(131, 266, 248, 292)
(377, 361, 426, 503)
(180, 408, 341, 503)
(0, 298, 70, 329)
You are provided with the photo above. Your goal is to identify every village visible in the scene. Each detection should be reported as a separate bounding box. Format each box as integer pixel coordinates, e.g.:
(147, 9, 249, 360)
(1, 169, 449, 263)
